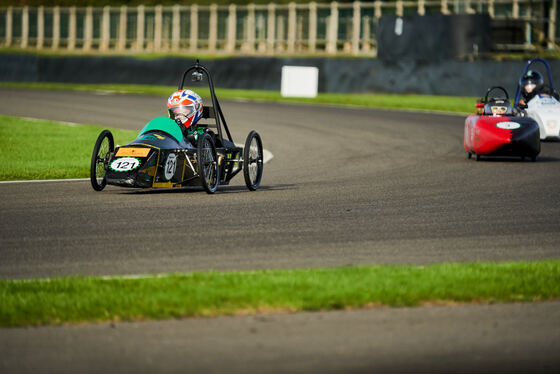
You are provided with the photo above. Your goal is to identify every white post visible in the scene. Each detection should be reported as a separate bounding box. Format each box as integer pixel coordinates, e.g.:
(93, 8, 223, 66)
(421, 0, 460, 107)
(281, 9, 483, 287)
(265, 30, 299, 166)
(172, 5, 180, 51)
(326, 1, 338, 54)
(101, 6, 110, 51)
(549, 0, 557, 50)
(227, 4, 236, 53)
(5, 6, 12, 47)
(84, 6, 93, 51)
(277, 15, 285, 50)
(488, 0, 495, 18)
(247, 3, 256, 53)
(68, 6, 76, 50)
(287, 2, 296, 53)
(52, 6, 60, 50)
(512, 0, 519, 18)
(154, 5, 162, 51)
(37, 6, 44, 49)
(352, 1, 360, 54)
(21, 6, 29, 48)
(190, 4, 198, 52)
(309, 2, 317, 53)
(441, 0, 450, 15)
(118, 6, 127, 51)
(396, 0, 403, 17)
(267, 3, 276, 53)
(209, 4, 218, 52)
(374, 1, 381, 19)
(137, 5, 145, 51)
(418, 0, 425, 16)
(362, 15, 370, 51)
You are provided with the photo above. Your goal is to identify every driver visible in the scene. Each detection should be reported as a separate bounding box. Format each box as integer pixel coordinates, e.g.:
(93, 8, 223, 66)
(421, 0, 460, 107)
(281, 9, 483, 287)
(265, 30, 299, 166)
(167, 89, 203, 137)
(518, 70, 544, 107)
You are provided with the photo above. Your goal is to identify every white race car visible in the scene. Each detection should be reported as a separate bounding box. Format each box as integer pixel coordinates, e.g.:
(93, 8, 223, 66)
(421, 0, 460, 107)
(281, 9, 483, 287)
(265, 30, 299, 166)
(526, 94, 560, 140)
(515, 58, 560, 140)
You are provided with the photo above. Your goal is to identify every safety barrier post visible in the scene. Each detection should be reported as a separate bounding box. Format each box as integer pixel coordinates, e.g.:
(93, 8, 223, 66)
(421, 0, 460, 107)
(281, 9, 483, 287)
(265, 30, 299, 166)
(549, 0, 557, 50)
(309, 2, 317, 53)
(246, 3, 256, 53)
(190, 4, 198, 52)
(137, 5, 145, 51)
(118, 6, 127, 51)
(226, 4, 236, 53)
(21, 6, 28, 48)
(84, 6, 93, 51)
(68, 6, 76, 50)
(267, 3, 276, 53)
(5, 6, 12, 47)
(287, 2, 296, 53)
(154, 5, 162, 51)
(512, 0, 519, 18)
(418, 0, 425, 16)
(101, 6, 110, 51)
(209, 4, 218, 53)
(52, 6, 60, 50)
(326, 1, 338, 54)
(172, 5, 180, 51)
(352, 1, 360, 54)
(396, 0, 403, 17)
(441, 0, 450, 15)
(374, 1, 382, 19)
(37, 6, 44, 49)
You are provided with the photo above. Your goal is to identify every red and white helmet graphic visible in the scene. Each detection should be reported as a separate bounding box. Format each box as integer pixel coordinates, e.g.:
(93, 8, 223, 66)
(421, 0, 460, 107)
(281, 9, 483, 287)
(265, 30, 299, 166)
(167, 89, 203, 129)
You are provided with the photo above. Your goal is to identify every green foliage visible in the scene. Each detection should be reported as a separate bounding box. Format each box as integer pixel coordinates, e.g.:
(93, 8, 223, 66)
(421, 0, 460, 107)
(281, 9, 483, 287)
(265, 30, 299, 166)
(1, 261, 559, 326)
(0, 115, 136, 180)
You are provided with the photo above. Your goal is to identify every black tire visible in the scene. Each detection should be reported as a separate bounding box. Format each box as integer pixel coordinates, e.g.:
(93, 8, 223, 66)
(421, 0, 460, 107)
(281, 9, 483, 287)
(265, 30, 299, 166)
(197, 132, 219, 194)
(243, 130, 264, 191)
(467, 152, 472, 159)
(90, 130, 114, 191)
(475, 153, 481, 161)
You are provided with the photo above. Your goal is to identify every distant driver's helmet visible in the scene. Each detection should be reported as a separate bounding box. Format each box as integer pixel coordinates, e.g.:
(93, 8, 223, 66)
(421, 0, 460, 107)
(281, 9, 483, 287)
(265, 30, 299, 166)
(519, 70, 544, 97)
(484, 98, 513, 116)
(167, 89, 203, 129)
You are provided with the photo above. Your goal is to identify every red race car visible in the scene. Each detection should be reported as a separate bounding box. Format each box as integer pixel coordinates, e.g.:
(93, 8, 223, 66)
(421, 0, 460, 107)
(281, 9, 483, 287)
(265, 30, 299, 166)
(464, 86, 540, 162)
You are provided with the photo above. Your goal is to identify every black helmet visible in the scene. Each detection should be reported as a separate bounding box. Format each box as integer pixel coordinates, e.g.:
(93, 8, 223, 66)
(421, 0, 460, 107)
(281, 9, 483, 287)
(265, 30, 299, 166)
(519, 70, 544, 94)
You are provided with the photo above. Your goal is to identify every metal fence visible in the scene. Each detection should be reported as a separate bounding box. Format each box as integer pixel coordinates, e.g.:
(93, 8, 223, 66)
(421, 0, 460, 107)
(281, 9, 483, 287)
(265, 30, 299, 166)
(0, 1, 557, 55)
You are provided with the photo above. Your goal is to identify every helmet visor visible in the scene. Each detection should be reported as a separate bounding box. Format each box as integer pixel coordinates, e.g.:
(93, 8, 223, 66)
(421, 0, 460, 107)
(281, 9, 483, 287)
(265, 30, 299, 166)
(491, 106, 507, 115)
(169, 105, 196, 120)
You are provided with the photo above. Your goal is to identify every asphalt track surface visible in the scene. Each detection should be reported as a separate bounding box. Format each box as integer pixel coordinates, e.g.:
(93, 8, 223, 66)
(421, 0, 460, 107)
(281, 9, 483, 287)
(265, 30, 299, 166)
(1, 88, 559, 373)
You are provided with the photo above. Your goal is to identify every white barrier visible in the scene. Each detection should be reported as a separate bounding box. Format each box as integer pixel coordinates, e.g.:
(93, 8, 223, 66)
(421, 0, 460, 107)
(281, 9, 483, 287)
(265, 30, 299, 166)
(281, 66, 319, 98)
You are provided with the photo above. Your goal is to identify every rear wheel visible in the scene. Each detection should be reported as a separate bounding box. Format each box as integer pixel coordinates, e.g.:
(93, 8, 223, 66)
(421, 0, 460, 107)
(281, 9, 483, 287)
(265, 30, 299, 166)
(467, 152, 472, 159)
(243, 130, 264, 191)
(90, 130, 114, 191)
(475, 154, 481, 161)
(197, 132, 219, 194)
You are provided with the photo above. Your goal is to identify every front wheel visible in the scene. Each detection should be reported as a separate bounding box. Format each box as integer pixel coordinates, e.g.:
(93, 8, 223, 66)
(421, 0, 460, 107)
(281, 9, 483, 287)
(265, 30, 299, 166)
(197, 132, 219, 194)
(90, 130, 114, 191)
(243, 130, 264, 191)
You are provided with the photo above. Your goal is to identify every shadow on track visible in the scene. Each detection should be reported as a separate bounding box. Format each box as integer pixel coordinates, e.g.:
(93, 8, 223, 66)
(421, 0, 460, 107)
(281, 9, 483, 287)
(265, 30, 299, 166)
(116, 184, 296, 195)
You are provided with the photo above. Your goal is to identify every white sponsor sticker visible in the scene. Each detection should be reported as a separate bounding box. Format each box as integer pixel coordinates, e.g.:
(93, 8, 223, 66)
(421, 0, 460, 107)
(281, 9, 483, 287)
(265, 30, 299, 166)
(110, 157, 141, 172)
(164, 153, 177, 180)
(496, 122, 521, 130)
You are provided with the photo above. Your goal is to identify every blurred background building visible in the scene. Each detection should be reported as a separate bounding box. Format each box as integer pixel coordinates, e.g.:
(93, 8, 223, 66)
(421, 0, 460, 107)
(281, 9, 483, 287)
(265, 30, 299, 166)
(0, 0, 558, 56)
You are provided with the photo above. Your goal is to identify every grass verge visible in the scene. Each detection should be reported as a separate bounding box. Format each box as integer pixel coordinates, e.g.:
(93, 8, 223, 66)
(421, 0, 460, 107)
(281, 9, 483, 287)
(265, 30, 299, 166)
(1, 260, 559, 327)
(0, 82, 477, 114)
(0, 115, 136, 180)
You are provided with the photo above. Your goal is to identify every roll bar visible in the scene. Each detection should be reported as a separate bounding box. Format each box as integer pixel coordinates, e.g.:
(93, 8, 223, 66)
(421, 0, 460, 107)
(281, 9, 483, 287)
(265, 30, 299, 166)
(178, 60, 234, 144)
